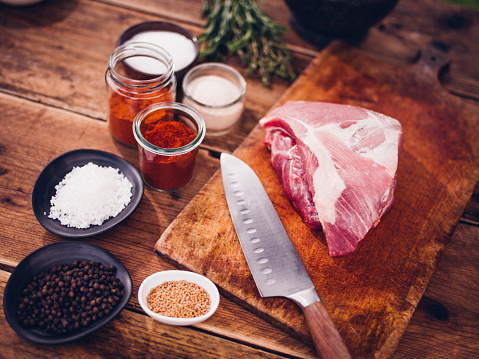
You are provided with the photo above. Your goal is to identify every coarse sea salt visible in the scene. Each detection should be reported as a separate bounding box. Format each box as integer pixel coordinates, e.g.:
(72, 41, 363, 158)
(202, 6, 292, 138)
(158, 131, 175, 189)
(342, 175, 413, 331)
(48, 162, 133, 229)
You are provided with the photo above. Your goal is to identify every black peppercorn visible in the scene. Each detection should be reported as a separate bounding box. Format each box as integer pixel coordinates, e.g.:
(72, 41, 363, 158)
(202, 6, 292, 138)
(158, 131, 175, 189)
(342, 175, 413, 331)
(17, 260, 123, 335)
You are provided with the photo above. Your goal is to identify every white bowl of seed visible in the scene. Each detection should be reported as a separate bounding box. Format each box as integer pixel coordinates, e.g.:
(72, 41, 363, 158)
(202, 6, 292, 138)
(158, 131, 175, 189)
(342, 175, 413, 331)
(138, 270, 220, 326)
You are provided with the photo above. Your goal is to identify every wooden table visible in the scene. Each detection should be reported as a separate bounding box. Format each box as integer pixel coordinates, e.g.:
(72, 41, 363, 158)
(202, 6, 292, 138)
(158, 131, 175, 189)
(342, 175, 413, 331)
(0, 0, 477, 358)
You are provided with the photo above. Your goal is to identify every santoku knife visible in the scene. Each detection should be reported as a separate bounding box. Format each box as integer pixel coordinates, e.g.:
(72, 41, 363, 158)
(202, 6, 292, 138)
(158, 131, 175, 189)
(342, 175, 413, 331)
(221, 153, 351, 359)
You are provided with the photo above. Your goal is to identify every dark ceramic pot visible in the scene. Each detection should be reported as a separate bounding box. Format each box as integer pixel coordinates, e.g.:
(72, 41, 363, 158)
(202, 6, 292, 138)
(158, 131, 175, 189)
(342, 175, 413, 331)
(284, 0, 399, 44)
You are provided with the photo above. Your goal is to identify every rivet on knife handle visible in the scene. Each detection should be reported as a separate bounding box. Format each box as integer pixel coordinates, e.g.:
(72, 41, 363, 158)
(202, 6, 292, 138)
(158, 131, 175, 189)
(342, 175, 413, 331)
(220, 153, 351, 359)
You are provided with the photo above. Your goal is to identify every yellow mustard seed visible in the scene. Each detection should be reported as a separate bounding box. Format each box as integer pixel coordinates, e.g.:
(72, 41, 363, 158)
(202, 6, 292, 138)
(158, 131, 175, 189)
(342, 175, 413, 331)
(146, 280, 211, 318)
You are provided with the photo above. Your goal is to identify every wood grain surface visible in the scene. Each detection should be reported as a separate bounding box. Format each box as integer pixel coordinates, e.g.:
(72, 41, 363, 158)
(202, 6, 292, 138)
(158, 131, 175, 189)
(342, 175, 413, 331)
(155, 41, 479, 358)
(0, 0, 478, 358)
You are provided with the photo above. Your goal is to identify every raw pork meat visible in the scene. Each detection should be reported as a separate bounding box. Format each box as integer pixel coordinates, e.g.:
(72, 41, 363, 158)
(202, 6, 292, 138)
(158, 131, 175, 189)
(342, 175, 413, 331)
(260, 101, 403, 256)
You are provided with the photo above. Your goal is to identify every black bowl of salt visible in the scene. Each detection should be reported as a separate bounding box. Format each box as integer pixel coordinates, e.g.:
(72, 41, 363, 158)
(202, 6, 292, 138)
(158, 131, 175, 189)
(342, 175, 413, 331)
(32, 149, 144, 238)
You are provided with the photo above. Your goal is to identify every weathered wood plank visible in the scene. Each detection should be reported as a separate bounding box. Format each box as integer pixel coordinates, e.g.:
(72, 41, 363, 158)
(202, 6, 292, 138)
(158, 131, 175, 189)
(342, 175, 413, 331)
(393, 223, 479, 358)
(0, 92, 316, 358)
(0, 0, 478, 357)
(100, 0, 479, 102)
(0, 269, 302, 359)
(0, 0, 308, 153)
(155, 41, 479, 358)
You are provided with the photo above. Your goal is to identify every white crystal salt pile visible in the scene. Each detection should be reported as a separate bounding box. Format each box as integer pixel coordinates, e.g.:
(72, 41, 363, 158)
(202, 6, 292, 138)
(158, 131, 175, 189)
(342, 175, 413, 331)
(48, 162, 133, 229)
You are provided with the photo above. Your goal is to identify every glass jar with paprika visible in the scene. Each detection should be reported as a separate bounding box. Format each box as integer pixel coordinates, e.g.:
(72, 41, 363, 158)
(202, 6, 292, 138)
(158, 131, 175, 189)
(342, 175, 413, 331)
(106, 42, 176, 146)
(133, 102, 205, 192)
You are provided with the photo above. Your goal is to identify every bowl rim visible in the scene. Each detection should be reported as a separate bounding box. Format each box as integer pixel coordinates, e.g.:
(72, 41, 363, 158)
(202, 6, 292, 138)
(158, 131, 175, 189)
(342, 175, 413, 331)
(116, 21, 199, 77)
(138, 270, 220, 326)
(3, 241, 133, 344)
(31, 149, 144, 238)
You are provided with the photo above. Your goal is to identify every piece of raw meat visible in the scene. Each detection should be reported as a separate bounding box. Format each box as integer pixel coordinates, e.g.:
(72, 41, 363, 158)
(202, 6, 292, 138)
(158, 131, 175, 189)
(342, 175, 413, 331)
(260, 101, 403, 256)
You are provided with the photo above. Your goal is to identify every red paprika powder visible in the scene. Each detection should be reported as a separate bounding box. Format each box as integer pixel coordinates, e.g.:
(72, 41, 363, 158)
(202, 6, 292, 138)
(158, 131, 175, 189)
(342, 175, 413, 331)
(108, 89, 174, 146)
(106, 43, 177, 147)
(133, 103, 205, 192)
(142, 121, 196, 149)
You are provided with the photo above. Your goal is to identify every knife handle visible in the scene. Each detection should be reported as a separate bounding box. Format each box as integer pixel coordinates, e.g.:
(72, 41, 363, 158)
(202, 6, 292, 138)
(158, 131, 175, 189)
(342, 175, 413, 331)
(303, 301, 351, 359)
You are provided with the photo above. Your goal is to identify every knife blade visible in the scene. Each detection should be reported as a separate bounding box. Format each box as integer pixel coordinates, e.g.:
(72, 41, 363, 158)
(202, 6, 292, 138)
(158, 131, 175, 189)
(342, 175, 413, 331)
(221, 153, 351, 359)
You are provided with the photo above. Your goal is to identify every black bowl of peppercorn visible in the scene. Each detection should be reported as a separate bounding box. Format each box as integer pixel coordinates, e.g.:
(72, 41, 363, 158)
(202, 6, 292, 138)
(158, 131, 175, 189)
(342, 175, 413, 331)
(3, 241, 132, 345)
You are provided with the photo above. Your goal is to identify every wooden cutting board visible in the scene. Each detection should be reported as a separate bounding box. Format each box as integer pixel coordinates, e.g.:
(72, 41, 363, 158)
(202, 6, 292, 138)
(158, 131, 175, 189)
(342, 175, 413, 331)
(155, 41, 479, 358)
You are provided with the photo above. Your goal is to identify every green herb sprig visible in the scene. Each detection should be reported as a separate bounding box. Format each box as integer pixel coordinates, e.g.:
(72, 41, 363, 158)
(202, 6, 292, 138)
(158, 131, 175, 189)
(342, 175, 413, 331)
(199, 0, 296, 87)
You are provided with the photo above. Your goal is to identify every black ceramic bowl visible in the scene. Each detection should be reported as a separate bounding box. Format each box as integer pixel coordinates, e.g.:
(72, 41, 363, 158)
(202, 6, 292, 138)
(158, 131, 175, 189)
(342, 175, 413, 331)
(32, 149, 144, 238)
(284, 0, 399, 42)
(3, 242, 133, 345)
(117, 21, 199, 78)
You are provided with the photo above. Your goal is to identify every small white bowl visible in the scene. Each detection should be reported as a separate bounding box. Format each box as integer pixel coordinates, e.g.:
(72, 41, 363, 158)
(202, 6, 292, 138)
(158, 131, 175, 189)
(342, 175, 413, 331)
(138, 270, 219, 326)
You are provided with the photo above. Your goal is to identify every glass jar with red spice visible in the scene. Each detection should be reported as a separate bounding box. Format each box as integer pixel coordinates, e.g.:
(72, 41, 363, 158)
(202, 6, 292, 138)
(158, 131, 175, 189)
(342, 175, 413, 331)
(133, 102, 205, 192)
(105, 42, 176, 146)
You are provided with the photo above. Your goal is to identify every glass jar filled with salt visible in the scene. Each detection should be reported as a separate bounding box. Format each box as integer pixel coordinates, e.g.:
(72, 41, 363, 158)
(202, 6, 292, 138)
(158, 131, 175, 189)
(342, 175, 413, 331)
(182, 63, 246, 136)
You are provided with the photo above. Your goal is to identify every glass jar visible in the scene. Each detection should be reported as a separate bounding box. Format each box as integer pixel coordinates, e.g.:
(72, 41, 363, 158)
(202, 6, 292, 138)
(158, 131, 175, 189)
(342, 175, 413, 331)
(105, 42, 177, 146)
(133, 102, 205, 192)
(182, 63, 246, 136)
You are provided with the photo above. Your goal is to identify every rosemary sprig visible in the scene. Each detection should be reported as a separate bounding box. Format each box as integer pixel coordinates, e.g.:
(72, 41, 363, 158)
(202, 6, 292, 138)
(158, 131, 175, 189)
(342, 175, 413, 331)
(199, 0, 296, 87)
